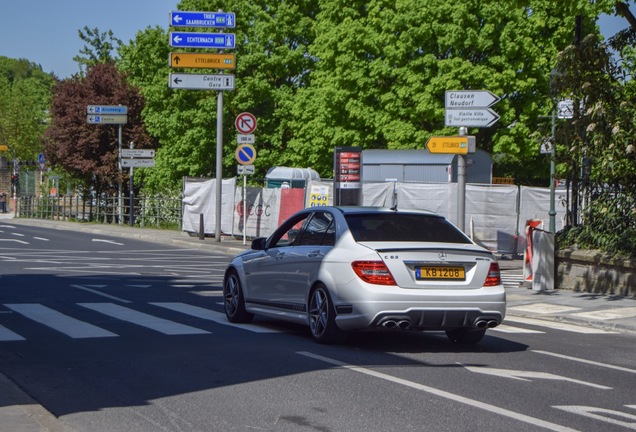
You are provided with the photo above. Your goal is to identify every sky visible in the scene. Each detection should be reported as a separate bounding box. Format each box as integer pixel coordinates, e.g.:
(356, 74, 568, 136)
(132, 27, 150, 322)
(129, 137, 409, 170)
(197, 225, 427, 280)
(0, 0, 180, 78)
(0, 1, 631, 80)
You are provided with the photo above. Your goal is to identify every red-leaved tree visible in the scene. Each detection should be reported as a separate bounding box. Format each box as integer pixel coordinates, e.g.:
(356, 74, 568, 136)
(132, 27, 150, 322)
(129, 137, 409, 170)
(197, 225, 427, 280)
(44, 63, 152, 195)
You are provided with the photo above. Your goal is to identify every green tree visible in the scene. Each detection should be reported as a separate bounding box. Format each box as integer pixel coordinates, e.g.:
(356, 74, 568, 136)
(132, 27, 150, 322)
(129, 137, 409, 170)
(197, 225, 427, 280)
(286, 0, 609, 181)
(0, 57, 55, 161)
(554, 31, 636, 256)
(73, 27, 123, 76)
(119, 0, 319, 192)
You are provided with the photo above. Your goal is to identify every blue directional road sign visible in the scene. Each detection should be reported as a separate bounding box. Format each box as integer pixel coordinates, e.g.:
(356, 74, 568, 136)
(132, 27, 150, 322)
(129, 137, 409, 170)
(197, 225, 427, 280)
(170, 32, 235, 49)
(170, 11, 235, 28)
(87, 105, 128, 115)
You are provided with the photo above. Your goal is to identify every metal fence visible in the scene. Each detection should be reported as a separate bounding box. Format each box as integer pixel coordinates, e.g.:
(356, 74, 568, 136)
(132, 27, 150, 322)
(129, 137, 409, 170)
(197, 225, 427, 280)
(17, 195, 182, 229)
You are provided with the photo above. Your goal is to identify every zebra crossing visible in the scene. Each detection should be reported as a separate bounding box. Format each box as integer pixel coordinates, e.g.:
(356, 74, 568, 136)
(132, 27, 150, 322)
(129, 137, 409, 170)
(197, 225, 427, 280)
(0, 298, 615, 342)
(0, 301, 283, 342)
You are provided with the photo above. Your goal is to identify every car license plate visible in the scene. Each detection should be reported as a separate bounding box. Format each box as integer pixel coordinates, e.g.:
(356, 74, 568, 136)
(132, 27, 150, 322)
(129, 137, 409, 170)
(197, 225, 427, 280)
(416, 266, 465, 280)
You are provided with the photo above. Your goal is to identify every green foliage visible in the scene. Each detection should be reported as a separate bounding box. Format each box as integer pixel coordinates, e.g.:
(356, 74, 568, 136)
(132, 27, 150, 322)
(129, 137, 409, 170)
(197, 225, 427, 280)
(73, 27, 123, 76)
(0, 57, 55, 160)
(552, 27, 636, 256)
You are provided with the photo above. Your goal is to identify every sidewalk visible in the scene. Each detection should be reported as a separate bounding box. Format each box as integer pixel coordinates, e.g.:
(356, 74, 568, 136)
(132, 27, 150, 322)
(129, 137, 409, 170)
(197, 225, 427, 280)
(1, 214, 635, 432)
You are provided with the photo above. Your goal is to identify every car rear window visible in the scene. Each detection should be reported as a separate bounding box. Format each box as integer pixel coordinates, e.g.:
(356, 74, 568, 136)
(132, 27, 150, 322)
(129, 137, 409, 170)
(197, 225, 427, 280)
(345, 213, 472, 244)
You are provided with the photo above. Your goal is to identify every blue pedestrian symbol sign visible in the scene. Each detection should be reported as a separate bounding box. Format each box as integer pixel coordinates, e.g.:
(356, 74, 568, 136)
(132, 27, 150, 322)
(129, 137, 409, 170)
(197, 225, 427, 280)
(235, 144, 257, 165)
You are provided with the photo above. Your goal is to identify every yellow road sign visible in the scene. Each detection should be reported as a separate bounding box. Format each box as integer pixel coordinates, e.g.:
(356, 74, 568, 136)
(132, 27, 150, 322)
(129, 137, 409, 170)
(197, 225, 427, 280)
(170, 52, 236, 69)
(426, 136, 468, 155)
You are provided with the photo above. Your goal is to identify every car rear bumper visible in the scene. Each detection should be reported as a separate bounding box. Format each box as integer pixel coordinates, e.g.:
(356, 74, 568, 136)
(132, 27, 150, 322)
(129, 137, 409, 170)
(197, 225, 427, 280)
(333, 287, 506, 331)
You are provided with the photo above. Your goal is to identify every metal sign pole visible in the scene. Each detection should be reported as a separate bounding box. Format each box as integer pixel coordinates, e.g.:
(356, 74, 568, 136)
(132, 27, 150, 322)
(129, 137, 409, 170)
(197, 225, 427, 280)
(118, 124, 123, 225)
(215, 89, 223, 242)
(129, 141, 134, 227)
(457, 126, 467, 231)
(243, 174, 247, 245)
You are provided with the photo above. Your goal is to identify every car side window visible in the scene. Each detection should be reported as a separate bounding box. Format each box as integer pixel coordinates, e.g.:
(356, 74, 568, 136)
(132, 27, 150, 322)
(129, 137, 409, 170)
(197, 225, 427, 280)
(294, 211, 335, 246)
(269, 214, 308, 248)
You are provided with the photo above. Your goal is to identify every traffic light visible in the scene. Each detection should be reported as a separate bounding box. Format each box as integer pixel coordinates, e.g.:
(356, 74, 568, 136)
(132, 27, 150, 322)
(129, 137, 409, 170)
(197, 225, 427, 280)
(14, 173, 19, 184)
(10, 174, 15, 184)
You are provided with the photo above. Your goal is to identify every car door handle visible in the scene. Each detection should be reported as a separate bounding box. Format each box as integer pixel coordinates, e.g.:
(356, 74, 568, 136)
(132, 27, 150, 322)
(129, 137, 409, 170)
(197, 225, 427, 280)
(275, 252, 286, 260)
(308, 250, 324, 258)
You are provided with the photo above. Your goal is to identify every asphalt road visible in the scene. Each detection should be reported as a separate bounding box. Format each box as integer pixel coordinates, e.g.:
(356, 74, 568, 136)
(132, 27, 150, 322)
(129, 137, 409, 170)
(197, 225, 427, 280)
(1, 223, 635, 432)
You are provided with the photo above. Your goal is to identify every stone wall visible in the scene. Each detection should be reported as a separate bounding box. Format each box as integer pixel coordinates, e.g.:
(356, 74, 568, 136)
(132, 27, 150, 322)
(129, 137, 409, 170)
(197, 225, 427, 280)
(556, 249, 636, 297)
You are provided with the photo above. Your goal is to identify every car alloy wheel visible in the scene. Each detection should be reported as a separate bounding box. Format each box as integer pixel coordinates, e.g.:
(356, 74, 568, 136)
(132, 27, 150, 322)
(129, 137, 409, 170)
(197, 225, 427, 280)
(308, 284, 346, 344)
(223, 270, 253, 323)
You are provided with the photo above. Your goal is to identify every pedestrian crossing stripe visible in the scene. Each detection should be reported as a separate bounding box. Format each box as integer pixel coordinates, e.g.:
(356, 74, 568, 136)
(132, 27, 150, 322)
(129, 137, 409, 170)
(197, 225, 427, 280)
(5, 303, 117, 339)
(0, 302, 619, 341)
(79, 303, 209, 335)
(0, 302, 281, 341)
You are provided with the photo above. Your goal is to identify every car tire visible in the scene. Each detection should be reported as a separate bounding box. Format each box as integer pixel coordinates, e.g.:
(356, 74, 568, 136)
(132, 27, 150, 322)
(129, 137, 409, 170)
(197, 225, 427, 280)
(308, 284, 347, 344)
(445, 328, 487, 344)
(224, 269, 254, 323)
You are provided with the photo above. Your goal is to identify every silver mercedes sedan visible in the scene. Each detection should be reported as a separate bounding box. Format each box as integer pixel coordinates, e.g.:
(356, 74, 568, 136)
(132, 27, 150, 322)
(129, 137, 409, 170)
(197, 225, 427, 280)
(223, 206, 506, 344)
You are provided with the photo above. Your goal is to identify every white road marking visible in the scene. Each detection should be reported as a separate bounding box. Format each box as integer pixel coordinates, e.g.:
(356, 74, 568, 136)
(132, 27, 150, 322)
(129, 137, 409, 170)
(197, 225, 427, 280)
(569, 306, 636, 321)
(504, 316, 618, 334)
(298, 351, 580, 432)
(79, 303, 209, 335)
(0, 324, 25, 341)
(532, 350, 636, 374)
(151, 302, 282, 333)
(553, 406, 636, 429)
(460, 364, 611, 389)
(70, 285, 131, 303)
(92, 239, 124, 246)
(0, 239, 28, 244)
(507, 303, 581, 314)
(4, 304, 117, 339)
(33, 237, 50, 241)
(491, 324, 544, 334)
(11, 232, 25, 237)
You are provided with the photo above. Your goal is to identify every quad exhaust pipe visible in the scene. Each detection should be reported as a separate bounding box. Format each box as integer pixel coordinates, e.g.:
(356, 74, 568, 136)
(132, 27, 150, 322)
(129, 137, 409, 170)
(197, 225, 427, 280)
(474, 319, 499, 329)
(380, 319, 411, 330)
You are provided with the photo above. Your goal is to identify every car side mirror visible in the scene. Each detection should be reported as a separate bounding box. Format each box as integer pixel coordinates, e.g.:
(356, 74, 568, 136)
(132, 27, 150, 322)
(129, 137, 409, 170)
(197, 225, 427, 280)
(251, 237, 267, 250)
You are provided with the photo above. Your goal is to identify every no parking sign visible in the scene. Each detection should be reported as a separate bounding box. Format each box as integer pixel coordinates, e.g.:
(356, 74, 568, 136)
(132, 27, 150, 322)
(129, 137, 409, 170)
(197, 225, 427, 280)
(235, 144, 257, 165)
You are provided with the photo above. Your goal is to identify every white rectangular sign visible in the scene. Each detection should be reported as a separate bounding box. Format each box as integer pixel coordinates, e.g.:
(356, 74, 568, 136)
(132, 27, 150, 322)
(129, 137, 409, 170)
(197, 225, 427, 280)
(236, 134, 255, 144)
(237, 164, 255, 175)
(121, 159, 156, 168)
(121, 149, 155, 158)
(445, 90, 500, 108)
(169, 73, 235, 90)
(445, 108, 500, 128)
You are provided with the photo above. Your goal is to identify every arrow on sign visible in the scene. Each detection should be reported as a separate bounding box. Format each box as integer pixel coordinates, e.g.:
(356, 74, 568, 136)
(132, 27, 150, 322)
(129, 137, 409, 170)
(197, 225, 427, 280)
(461, 364, 611, 389)
(445, 90, 500, 108)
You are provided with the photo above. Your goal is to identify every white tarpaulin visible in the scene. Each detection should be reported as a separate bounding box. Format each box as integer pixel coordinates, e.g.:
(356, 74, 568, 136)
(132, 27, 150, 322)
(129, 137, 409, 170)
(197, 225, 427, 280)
(232, 187, 284, 238)
(182, 177, 236, 234)
(466, 184, 518, 253)
(362, 182, 395, 206)
(396, 183, 456, 220)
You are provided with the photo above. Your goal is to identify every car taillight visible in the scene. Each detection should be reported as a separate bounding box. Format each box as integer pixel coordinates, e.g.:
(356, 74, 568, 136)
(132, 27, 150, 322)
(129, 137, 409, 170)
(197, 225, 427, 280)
(484, 262, 501, 287)
(352, 261, 397, 285)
